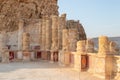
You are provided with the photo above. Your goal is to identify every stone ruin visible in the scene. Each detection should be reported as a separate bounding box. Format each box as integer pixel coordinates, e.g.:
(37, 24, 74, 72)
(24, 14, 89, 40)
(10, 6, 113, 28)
(0, 0, 86, 62)
(0, 0, 120, 80)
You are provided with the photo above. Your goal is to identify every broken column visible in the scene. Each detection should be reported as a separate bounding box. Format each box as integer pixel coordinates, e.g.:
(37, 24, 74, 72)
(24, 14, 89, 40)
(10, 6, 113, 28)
(22, 32, 30, 61)
(97, 36, 113, 80)
(86, 39, 94, 53)
(45, 18, 52, 60)
(74, 40, 86, 71)
(51, 15, 58, 62)
(98, 36, 109, 56)
(17, 19, 24, 59)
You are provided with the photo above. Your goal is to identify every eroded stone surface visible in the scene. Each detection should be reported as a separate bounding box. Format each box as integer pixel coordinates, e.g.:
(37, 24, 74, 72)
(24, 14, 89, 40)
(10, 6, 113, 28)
(0, 0, 58, 31)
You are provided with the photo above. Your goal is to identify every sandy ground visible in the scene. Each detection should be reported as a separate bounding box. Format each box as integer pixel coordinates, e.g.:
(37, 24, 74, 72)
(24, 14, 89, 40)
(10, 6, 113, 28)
(0, 61, 102, 80)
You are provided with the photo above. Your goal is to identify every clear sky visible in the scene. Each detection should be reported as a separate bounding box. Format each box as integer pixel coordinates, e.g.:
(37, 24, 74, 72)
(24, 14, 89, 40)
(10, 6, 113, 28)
(58, 0, 120, 38)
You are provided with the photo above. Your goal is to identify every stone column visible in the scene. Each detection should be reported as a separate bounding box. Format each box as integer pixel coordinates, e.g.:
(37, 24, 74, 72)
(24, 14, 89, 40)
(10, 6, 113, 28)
(58, 14, 66, 50)
(46, 18, 52, 51)
(41, 19, 46, 51)
(61, 29, 70, 65)
(39, 19, 42, 49)
(51, 15, 58, 62)
(86, 39, 94, 53)
(45, 18, 52, 60)
(98, 36, 109, 56)
(68, 29, 78, 52)
(74, 40, 86, 71)
(51, 15, 58, 51)
(18, 19, 24, 50)
(77, 40, 86, 54)
(17, 19, 24, 59)
(22, 32, 30, 61)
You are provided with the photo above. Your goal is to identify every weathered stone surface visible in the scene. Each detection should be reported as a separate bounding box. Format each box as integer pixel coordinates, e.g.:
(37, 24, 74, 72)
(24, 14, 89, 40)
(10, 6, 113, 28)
(22, 32, 30, 50)
(45, 18, 52, 51)
(18, 19, 24, 50)
(69, 29, 78, 51)
(62, 29, 69, 51)
(66, 20, 86, 40)
(77, 40, 86, 54)
(51, 15, 58, 51)
(98, 36, 109, 56)
(86, 39, 94, 53)
(0, 0, 58, 31)
(109, 41, 119, 54)
(58, 14, 66, 50)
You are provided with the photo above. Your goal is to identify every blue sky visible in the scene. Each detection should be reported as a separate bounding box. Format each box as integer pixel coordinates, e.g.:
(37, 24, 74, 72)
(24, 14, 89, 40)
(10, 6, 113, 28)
(58, 0, 120, 38)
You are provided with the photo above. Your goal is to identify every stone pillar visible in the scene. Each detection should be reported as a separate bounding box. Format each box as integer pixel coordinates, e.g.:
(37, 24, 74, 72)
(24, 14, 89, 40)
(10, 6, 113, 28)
(60, 29, 70, 65)
(58, 14, 66, 50)
(18, 19, 24, 50)
(39, 19, 42, 48)
(51, 15, 58, 51)
(97, 36, 113, 80)
(98, 36, 109, 56)
(51, 15, 58, 62)
(62, 29, 69, 51)
(68, 29, 78, 52)
(22, 32, 30, 61)
(86, 39, 94, 53)
(74, 40, 86, 71)
(17, 19, 24, 59)
(46, 18, 52, 51)
(77, 40, 86, 54)
(41, 19, 46, 51)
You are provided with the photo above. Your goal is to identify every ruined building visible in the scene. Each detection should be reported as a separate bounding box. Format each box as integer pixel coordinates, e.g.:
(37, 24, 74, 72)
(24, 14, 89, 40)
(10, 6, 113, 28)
(0, 0, 86, 61)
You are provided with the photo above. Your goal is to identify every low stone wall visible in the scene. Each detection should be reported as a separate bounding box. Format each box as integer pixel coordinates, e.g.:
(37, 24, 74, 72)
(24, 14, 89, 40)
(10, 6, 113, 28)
(113, 55, 120, 80)
(88, 53, 105, 79)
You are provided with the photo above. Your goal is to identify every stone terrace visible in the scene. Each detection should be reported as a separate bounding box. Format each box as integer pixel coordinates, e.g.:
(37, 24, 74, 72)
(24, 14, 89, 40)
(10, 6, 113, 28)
(0, 61, 102, 80)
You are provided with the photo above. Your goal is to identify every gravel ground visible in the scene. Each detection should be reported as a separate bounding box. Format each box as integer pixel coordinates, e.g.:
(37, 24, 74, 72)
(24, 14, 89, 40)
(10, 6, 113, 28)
(0, 61, 102, 80)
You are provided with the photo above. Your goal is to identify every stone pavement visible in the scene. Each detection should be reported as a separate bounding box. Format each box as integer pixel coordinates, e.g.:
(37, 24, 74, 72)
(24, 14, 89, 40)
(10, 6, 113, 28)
(0, 61, 103, 80)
